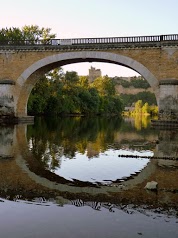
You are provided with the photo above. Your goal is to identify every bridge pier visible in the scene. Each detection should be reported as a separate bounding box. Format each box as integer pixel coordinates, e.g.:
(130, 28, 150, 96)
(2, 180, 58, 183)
(152, 79, 178, 127)
(0, 80, 16, 123)
(0, 81, 34, 124)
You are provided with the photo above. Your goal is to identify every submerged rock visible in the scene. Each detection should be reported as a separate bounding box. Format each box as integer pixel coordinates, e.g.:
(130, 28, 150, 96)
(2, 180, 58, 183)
(144, 181, 158, 190)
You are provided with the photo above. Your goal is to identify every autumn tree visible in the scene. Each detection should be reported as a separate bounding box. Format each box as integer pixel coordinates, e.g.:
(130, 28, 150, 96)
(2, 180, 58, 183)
(134, 100, 143, 114)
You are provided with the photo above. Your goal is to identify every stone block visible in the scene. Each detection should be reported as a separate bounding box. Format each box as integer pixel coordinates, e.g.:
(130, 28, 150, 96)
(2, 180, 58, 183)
(144, 181, 158, 190)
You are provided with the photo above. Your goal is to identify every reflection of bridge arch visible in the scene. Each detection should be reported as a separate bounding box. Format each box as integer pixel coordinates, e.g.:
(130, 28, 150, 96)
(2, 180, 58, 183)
(16, 51, 159, 117)
(14, 124, 157, 195)
(16, 155, 156, 195)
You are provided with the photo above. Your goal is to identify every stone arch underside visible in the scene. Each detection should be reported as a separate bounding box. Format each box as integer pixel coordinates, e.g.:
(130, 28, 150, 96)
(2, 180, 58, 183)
(16, 51, 159, 117)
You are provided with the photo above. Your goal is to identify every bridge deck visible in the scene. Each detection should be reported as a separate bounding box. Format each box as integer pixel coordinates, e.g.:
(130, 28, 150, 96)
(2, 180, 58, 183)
(0, 34, 178, 51)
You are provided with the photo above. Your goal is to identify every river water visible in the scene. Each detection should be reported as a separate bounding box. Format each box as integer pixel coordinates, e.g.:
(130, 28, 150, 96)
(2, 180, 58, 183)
(0, 116, 178, 238)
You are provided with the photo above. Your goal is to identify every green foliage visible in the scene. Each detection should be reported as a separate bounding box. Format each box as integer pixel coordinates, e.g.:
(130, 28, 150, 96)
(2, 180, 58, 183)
(120, 91, 157, 107)
(0, 25, 56, 44)
(131, 77, 150, 89)
(65, 71, 79, 84)
(91, 75, 116, 96)
(78, 76, 89, 89)
(136, 92, 157, 105)
(28, 70, 123, 116)
(115, 76, 150, 89)
(120, 94, 136, 107)
(0, 27, 23, 43)
(28, 77, 51, 114)
(120, 80, 130, 88)
(78, 88, 99, 114)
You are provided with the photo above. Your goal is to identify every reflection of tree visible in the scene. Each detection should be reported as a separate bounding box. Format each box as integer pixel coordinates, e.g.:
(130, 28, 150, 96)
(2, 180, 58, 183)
(122, 115, 151, 131)
(142, 116, 150, 129)
(27, 116, 157, 171)
(27, 116, 122, 170)
(41, 143, 64, 171)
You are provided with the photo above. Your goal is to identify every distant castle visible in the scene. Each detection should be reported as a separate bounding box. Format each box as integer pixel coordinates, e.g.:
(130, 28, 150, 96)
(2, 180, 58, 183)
(88, 66, 134, 84)
(88, 66, 102, 83)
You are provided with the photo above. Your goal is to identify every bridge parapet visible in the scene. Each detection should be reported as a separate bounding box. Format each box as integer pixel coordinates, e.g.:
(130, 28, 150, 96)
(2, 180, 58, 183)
(0, 34, 178, 51)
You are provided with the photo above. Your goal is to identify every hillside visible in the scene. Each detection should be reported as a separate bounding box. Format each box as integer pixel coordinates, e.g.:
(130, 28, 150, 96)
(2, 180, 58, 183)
(111, 76, 157, 107)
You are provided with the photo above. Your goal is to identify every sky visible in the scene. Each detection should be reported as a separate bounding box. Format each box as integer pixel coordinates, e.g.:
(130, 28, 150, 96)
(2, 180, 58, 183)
(1, 0, 178, 77)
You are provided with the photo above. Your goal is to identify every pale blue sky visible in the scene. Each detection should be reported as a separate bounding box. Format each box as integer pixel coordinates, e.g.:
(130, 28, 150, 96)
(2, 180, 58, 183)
(1, 0, 177, 76)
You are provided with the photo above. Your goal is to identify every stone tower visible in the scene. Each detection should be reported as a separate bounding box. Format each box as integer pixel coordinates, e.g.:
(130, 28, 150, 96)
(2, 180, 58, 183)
(88, 66, 102, 83)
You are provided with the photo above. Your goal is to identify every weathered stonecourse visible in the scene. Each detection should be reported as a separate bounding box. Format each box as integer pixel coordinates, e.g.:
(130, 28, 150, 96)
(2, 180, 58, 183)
(159, 79, 178, 120)
(151, 79, 178, 127)
(0, 95, 14, 116)
(0, 34, 178, 124)
(0, 80, 16, 123)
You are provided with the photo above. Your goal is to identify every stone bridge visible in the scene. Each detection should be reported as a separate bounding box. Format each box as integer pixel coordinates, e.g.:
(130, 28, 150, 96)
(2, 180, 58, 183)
(0, 34, 178, 123)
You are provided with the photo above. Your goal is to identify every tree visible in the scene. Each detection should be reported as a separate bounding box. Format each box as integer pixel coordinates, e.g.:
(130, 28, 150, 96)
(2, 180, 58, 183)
(22, 25, 56, 43)
(120, 91, 157, 107)
(142, 102, 150, 114)
(65, 71, 79, 84)
(131, 77, 150, 89)
(134, 100, 143, 114)
(78, 76, 89, 89)
(28, 70, 123, 116)
(91, 76, 116, 96)
(78, 88, 99, 114)
(47, 67, 65, 82)
(0, 27, 24, 43)
(127, 100, 158, 116)
(28, 68, 65, 115)
(0, 25, 56, 44)
(90, 76, 124, 114)
(28, 76, 51, 114)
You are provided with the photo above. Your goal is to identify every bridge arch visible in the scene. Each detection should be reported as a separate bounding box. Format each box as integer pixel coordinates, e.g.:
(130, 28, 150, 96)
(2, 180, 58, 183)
(15, 51, 159, 117)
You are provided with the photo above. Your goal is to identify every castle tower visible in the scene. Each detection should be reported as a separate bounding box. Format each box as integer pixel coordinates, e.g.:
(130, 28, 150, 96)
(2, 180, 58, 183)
(88, 66, 102, 83)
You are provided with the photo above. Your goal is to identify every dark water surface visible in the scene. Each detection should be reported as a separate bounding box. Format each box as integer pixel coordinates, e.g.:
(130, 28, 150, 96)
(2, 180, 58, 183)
(0, 116, 178, 238)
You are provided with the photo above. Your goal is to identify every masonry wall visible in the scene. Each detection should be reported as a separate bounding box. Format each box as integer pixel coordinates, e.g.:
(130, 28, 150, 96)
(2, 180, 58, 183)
(0, 47, 178, 83)
(0, 46, 178, 119)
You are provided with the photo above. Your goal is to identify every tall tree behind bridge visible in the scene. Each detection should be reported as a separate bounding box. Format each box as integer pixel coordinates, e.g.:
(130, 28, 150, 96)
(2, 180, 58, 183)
(0, 25, 56, 44)
(22, 25, 56, 43)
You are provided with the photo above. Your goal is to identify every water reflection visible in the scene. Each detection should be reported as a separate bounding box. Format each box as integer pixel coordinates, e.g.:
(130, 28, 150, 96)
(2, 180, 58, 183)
(1, 117, 178, 237)
(27, 116, 156, 175)
(1, 198, 177, 238)
(55, 150, 151, 184)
